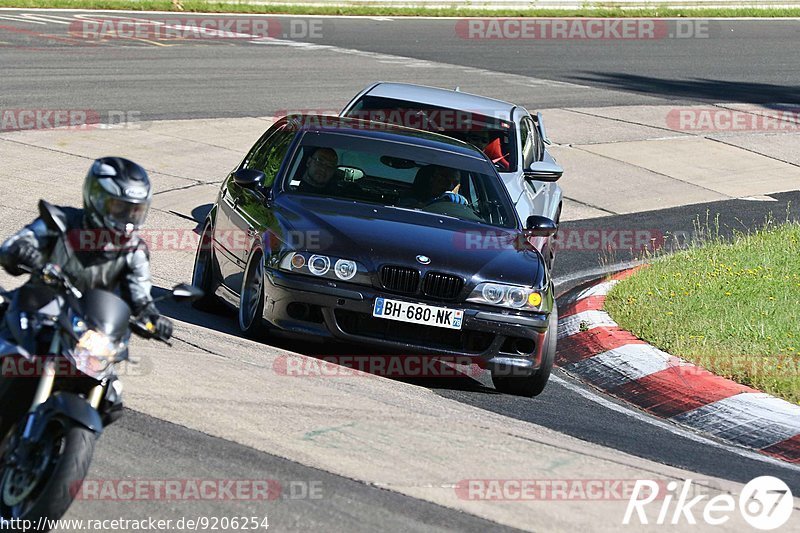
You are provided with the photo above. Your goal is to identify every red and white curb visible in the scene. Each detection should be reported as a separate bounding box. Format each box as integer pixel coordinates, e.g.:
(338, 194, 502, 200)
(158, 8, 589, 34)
(556, 268, 800, 464)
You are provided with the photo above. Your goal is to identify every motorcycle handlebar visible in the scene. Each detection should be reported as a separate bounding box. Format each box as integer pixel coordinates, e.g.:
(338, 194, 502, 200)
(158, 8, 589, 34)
(130, 318, 172, 346)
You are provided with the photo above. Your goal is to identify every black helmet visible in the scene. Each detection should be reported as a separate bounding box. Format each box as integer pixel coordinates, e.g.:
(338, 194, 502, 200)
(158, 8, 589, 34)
(83, 157, 152, 237)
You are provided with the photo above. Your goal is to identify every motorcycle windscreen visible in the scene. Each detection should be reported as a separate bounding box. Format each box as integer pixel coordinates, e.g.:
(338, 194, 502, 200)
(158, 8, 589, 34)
(81, 289, 131, 341)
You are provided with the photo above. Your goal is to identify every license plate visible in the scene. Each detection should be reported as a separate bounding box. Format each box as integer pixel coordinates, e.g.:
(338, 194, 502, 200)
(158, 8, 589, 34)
(373, 297, 464, 330)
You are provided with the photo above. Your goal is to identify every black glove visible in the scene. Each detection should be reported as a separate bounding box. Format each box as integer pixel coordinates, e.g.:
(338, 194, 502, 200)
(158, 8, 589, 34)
(154, 315, 173, 340)
(136, 304, 173, 340)
(5, 241, 43, 275)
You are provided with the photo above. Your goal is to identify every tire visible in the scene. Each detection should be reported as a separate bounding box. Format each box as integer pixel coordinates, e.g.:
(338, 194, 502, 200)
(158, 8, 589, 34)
(238, 249, 267, 340)
(191, 222, 225, 313)
(0, 419, 96, 529)
(493, 302, 558, 397)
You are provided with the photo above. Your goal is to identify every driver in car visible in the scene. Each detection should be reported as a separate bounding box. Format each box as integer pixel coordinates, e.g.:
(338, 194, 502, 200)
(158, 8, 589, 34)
(297, 147, 340, 194)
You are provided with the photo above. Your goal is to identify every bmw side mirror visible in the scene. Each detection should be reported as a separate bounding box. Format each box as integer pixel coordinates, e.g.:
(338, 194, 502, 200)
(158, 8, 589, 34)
(38, 199, 68, 235)
(171, 283, 204, 302)
(234, 168, 265, 188)
(524, 161, 563, 182)
(525, 215, 557, 237)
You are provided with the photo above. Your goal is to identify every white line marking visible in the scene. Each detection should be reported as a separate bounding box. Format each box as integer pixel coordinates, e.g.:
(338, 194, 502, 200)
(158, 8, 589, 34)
(550, 374, 800, 473)
(14, 13, 73, 24)
(574, 279, 619, 299)
(0, 15, 46, 24)
(673, 393, 800, 449)
(566, 343, 680, 388)
(558, 309, 617, 339)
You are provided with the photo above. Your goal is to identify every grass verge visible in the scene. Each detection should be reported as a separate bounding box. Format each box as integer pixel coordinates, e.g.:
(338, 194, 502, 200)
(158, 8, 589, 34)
(605, 217, 800, 404)
(0, 1, 799, 18)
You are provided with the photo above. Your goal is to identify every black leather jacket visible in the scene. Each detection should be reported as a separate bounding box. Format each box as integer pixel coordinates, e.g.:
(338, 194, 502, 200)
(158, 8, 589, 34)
(0, 206, 154, 314)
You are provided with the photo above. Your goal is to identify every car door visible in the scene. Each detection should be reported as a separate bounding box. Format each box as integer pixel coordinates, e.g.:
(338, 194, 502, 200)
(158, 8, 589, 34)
(216, 123, 287, 293)
(226, 125, 296, 295)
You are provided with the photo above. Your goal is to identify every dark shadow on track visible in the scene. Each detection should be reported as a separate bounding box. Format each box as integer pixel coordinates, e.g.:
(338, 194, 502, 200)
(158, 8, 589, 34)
(569, 72, 800, 105)
(192, 204, 213, 224)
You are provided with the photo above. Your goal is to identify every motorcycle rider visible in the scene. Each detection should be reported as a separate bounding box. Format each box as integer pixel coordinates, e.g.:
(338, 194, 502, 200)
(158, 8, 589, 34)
(0, 157, 173, 425)
(0, 156, 171, 334)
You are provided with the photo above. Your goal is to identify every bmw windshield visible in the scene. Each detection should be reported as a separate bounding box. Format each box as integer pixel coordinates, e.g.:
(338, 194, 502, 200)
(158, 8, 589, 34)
(282, 130, 518, 229)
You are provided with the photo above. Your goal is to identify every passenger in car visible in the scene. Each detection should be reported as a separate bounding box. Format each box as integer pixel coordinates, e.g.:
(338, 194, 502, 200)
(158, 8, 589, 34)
(400, 165, 468, 207)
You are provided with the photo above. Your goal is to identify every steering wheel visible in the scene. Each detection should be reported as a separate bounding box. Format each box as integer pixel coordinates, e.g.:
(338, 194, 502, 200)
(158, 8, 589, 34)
(427, 192, 469, 206)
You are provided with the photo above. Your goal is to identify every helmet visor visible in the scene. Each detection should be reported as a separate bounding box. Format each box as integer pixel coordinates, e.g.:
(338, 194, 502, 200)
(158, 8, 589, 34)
(104, 197, 148, 229)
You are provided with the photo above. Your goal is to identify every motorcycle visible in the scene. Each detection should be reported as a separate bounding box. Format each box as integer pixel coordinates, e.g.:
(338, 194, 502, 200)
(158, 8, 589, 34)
(0, 200, 202, 529)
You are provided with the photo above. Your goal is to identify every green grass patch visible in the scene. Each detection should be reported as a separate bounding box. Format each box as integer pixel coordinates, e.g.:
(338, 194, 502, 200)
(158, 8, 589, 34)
(605, 218, 800, 404)
(1, 1, 799, 18)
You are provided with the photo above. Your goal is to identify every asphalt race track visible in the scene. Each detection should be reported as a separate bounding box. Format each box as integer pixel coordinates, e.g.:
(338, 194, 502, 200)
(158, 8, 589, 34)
(0, 10, 799, 532)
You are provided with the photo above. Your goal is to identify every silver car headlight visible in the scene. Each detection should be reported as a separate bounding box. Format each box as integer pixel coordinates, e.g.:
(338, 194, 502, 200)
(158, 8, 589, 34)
(72, 329, 125, 379)
(467, 282, 544, 311)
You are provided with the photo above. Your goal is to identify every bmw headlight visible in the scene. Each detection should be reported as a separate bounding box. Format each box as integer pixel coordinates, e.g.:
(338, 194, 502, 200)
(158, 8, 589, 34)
(308, 255, 331, 276)
(334, 259, 357, 280)
(280, 252, 366, 283)
(72, 329, 125, 379)
(468, 282, 544, 311)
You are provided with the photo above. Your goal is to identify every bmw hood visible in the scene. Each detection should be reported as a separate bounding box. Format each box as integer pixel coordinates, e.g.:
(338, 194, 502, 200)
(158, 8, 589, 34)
(275, 195, 546, 289)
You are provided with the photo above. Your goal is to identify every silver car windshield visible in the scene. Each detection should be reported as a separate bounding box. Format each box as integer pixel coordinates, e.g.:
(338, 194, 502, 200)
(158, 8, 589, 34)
(345, 95, 517, 173)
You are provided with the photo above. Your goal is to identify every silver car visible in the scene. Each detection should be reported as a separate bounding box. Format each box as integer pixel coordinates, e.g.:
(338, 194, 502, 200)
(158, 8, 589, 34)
(341, 82, 563, 267)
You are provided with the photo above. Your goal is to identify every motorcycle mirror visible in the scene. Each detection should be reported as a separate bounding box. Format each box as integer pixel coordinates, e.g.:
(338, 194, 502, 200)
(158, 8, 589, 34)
(171, 283, 204, 302)
(38, 200, 68, 235)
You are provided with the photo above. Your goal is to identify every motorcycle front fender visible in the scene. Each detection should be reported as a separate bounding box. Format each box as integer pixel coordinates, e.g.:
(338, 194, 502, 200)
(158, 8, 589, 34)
(26, 392, 103, 441)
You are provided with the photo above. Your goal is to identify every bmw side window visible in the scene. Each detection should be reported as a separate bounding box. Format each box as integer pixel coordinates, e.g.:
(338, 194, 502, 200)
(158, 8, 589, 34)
(245, 129, 295, 188)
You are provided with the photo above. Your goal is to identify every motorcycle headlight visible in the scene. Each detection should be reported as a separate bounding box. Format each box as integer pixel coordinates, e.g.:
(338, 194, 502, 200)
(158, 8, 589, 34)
(73, 330, 124, 378)
(467, 282, 544, 311)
